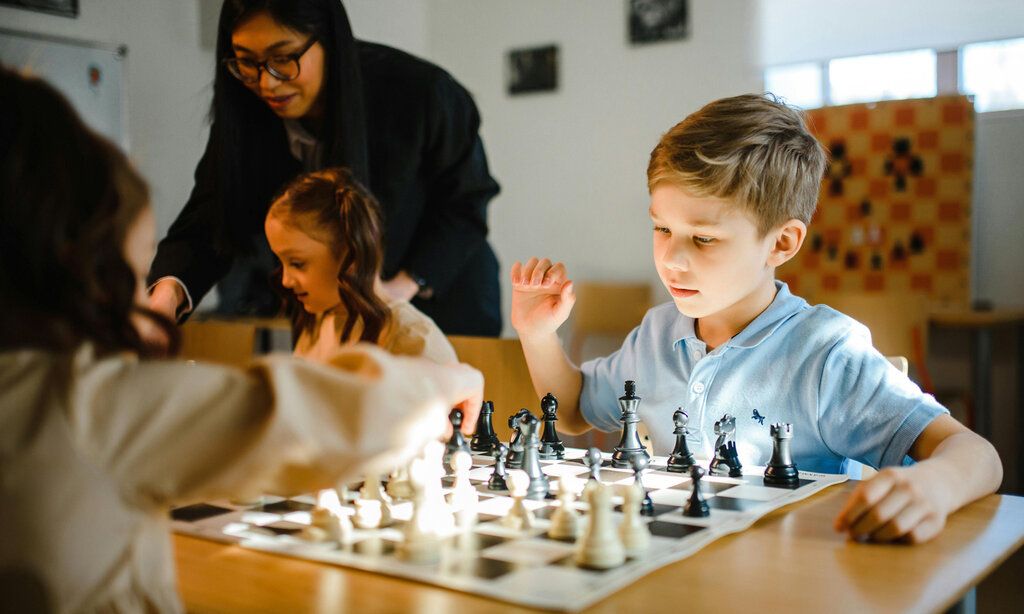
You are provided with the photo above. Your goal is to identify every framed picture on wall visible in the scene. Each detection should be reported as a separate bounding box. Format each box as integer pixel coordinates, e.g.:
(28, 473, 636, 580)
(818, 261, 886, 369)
(629, 0, 688, 45)
(0, 0, 78, 17)
(507, 44, 558, 95)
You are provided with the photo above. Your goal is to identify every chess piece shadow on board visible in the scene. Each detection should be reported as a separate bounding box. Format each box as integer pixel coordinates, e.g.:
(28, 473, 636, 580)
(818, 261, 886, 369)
(447, 336, 539, 442)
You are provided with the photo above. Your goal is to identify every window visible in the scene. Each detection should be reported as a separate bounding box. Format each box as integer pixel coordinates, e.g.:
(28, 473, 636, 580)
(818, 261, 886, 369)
(764, 62, 824, 109)
(828, 49, 937, 105)
(961, 38, 1024, 112)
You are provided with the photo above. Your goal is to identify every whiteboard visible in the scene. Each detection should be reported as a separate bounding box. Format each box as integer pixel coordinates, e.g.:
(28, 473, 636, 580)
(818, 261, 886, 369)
(0, 28, 127, 149)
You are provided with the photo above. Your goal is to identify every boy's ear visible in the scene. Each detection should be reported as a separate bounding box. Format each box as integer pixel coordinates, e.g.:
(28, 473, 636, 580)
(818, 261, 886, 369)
(766, 218, 807, 267)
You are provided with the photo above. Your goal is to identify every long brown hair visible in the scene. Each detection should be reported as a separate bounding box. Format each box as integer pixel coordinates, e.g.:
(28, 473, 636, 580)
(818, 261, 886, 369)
(268, 167, 390, 344)
(0, 66, 178, 356)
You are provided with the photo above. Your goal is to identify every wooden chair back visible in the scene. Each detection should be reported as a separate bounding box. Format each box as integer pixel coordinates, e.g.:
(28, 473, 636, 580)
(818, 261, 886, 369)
(570, 281, 652, 362)
(179, 319, 258, 368)
(447, 336, 539, 442)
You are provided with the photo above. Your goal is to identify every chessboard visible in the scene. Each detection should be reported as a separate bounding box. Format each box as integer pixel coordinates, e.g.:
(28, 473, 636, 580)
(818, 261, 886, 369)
(171, 447, 847, 612)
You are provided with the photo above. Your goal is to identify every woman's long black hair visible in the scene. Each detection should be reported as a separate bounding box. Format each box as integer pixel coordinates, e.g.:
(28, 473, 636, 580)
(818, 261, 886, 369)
(211, 0, 370, 253)
(268, 167, 390, 345)
(0, 66, 178, 356)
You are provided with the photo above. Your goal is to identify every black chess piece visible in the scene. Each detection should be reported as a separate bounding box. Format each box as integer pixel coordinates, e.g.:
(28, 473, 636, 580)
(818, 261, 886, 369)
(708, 414, 735, 477)
(583, 447, 603, 483)
(470, 401, 500, 454)
(764, 423, 800, 488)
(539, 393, 565, 460)
(719, 441, 743, 478)
(506, 408, 530, 469)
(683, 466, 710, 518)
(666, 408, 695, 473)
(519, 414, 550, 500)
(629, 454, 655, 516)
(488, 443, 509, 491)
(611, 380, 650, 468)
(444, 408, 471, 470)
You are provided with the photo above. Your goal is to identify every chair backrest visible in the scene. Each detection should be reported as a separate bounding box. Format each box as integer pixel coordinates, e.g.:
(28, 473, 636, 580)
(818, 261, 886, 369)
(570, 281, 652, 362)
(447, 336, 538, 442)
(179, 319, 258, 368)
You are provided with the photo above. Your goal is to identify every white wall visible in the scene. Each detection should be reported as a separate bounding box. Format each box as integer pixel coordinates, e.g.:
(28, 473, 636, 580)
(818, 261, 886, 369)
(759, 0, 1024, 65)
(759, 0, 1024, 308)
(346, 0, 428, 57)
(425, 0, 763, 335)
(0, 0, 213, 241)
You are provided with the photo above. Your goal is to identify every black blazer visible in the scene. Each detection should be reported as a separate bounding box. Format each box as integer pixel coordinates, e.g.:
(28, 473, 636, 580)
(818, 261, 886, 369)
(149, 42, 502, 336)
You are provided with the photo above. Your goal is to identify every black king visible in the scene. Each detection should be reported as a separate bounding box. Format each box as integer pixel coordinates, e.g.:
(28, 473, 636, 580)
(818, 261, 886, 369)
(611, 380, 651, 468)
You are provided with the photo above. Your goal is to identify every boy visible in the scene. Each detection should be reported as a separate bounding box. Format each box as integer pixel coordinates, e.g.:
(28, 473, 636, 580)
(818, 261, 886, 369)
(510, 94, 1001, 544)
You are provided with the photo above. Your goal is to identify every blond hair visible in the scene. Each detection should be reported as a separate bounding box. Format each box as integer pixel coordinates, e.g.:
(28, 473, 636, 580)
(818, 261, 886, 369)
(647, 93, 826, 235)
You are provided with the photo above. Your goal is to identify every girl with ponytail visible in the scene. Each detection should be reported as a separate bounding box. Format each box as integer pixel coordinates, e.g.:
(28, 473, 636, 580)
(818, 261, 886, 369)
(265, 167, 457, 364)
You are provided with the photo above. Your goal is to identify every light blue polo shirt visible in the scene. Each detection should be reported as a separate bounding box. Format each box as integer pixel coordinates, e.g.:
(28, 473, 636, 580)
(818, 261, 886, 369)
(579, 281, 947, 474)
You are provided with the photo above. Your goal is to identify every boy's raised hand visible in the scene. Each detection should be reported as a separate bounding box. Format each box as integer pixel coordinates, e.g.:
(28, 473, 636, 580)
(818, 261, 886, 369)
(833, 465, 948, 544)
(510, 257, 576, 338)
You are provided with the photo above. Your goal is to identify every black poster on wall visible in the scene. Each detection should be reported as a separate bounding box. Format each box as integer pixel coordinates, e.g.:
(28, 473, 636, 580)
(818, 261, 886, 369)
(0, 0, 78, 18)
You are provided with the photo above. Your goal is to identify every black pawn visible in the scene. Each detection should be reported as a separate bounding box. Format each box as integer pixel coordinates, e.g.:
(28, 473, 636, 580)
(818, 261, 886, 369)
(444, 408, 470, 471)
(666, 408, 695, 473)
(583, 447, 603, 483)
(629, 454, 655, 516)
(488, 443, 509, 491)
(539, 393, 565, 460)
(683, 466, 710, 518)
(470, 401, 500, 454)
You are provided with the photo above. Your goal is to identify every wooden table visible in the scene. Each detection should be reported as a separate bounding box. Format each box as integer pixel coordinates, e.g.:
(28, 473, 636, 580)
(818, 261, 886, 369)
(174, 482, 1024, 613)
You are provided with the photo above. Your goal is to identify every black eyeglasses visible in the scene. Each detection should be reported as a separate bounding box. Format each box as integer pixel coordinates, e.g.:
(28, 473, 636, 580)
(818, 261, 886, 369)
(223, 37, 317, 84)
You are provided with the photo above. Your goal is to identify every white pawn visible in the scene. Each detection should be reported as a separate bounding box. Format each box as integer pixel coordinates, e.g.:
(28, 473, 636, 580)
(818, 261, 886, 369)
(617, 482, 650, 557)
(304, 488, 353, 544)
(422, 440, 455, 535)
(397, 456, 442, 564)
(501, 470, 535, 531)
(356, 473, 393, 528)
(446, 450, 479, 530)
(548, 475, 580, 540)
(387, 463, 413, 500)
(575, 481, 625, 569)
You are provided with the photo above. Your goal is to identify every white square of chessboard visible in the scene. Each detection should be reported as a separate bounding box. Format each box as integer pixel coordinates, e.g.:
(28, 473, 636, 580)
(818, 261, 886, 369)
(476, 495, 548, 517)
(480, 538, 574, 565)
(541, 463, 590, 478)
(715, 484, 789, 501)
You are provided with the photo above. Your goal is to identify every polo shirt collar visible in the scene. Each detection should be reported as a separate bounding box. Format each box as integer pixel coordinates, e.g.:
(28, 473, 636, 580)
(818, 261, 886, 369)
(670, 281, 806, 350)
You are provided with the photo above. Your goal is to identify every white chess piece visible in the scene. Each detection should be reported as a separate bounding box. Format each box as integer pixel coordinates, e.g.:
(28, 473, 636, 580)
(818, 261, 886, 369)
(387, 463, 413, 500)
(446, 450, 479, 530)
(548, 475, 580, 540)
(575, 481, 625, 569)
(356, 473, 393, 528)
(304, 488, 353, 544)
(501, 470, 535, 531)
(397, 456, 442, 563)
(422, 440, 455, 535)
(617, 482, 650, 557)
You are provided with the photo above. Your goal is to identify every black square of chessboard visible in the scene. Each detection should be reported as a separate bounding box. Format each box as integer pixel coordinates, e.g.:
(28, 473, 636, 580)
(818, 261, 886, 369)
(353, 537, 397, 556)
(550, 554, 616, 573)
(706, 497, 762, 512)
(445, 556, 517, 580)
(258, 499, 314, 514)
(171, 503, 233, 522)
(647, 521, 706, 539)
(613, 502, 679, 517)
(668, 480, 736, 494)
(757, 476, 814, 490)
(261, 521, 304, 536)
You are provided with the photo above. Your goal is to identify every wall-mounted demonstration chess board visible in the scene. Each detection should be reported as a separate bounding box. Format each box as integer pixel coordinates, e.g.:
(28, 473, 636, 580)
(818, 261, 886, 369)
(779, 95, 974, 305)
(172, 448, 846, 612)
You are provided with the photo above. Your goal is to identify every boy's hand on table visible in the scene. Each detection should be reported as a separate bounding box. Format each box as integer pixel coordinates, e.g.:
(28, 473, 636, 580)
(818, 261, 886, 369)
(510, 257, 576, 337)
(833, 464, 949, 544)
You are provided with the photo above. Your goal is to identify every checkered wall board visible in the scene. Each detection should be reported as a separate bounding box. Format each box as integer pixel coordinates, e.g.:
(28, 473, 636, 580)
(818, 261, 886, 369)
(778, 95, 974, 305)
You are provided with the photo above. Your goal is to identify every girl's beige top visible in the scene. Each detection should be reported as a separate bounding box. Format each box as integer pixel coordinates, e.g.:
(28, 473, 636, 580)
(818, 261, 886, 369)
(0, 343, 454, 613)
(294, 299, 458, 365)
